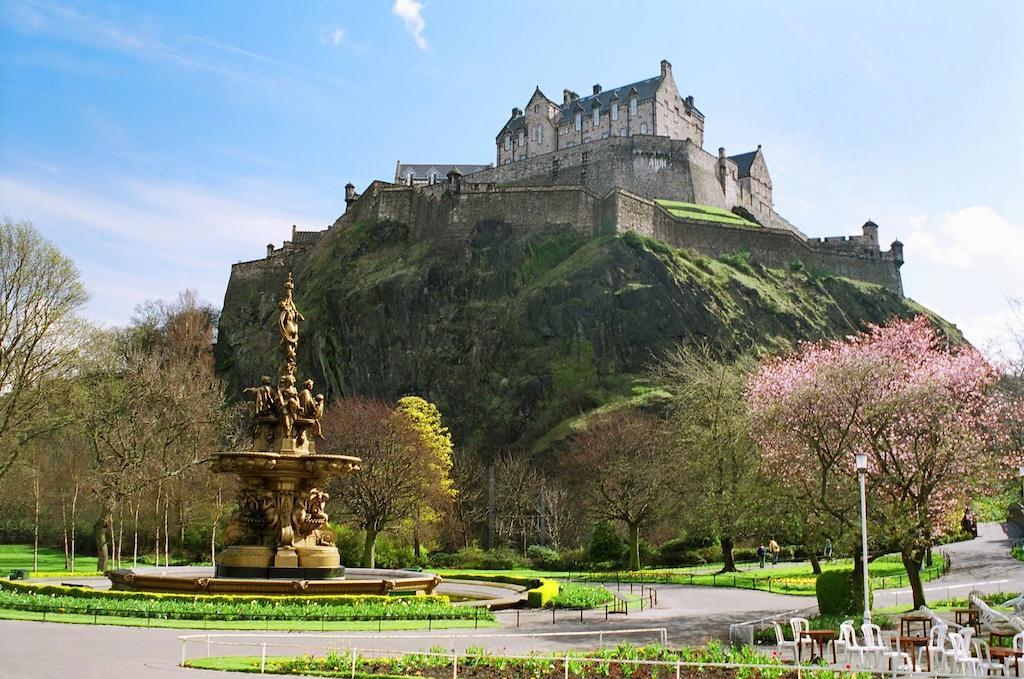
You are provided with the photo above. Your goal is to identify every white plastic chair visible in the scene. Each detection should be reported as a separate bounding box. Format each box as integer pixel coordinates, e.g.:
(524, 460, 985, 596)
(862, 622, 910, 671)
(837, 621, 872, 668)
(790, 617, 813, 660)
(917, 623, 951, 673)
(947, 631, 981, 676)
(773, 621, 799, 661)
(973, 639, 1007, 676)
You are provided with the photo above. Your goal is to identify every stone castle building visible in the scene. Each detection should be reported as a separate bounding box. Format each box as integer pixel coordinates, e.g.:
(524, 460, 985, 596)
(242, 59, 905, 294)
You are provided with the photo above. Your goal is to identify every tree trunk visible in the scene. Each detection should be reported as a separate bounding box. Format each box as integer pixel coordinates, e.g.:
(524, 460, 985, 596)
(154, 483, 162, 567)
(32, 471, 40, 572)
(809, 552, 822, 575)
(362, 529, 378, 568)
(132, 502, 140, 567)
(627, 522, 641, 571)
(163, 500, 170, 565)
(61, 496, 69, 570)
(70, 484, 78, 572)
(851, 551, 869, 620)
(902, 547, 926, 610)
(93, 505, 112, 573)
(720, 535, 737, 573)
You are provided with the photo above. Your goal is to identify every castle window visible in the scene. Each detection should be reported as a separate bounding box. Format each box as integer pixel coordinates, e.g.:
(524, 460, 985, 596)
(406, 172, 414, 185)
(630, 97, 638, 116)
(574, 111, 582, 131)
(504, 135, 512, 151)
(619, 127, 627, 137)
(533, 104, 539, 113)
(611, 102, 619, 121)
(602, 132, 609, 139)
(518, 130, 525, 146)
(640, 122, 648, 134)
(593, 107, 600, 127)
(430, 172, 437, 184)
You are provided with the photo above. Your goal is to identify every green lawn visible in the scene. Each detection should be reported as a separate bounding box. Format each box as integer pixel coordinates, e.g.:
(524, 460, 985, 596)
(441, 553, 947, 597)
(0, 544, 98, 575)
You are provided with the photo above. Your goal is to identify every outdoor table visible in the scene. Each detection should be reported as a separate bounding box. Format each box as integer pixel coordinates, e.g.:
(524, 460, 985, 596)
(899, 614, 932, 637)
(799, 629, 837, 663)
(892, 635, 930, 671)
(990, 646, 1023, 676)
(953, 608, 980, 627)
(991, 630, 1019, 648)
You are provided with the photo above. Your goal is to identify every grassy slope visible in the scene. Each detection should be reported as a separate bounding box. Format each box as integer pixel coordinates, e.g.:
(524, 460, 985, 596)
(211, 222, 962, 459)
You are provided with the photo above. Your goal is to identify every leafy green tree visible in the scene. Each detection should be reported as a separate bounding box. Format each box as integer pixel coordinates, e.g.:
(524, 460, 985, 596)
(0, 218, 87, 479)
(654, 348, 764, 572)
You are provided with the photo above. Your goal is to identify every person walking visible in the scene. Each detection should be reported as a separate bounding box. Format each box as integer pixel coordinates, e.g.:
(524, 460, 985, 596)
(823, 538, 833, 561)
(757, 543, 766, 568)
(768, 538, 780, 566)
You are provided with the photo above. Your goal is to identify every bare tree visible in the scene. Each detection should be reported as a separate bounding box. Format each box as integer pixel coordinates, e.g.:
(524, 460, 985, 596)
(443, 448, 488, 549)
(560, 411, 673, 570)
(494, 450, 540, 553)
(322, 397, 453, 568)
(0, 219, 87, 479)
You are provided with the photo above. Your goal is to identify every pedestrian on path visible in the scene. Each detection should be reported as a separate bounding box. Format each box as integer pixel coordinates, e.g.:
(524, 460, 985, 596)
(757, 543, 766, 568)
(823, 538, 833, 561)
(768, 538, 780, 566)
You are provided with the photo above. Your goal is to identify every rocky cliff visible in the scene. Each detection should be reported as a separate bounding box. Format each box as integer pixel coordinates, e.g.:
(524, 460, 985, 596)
(215, 218, 956, 456)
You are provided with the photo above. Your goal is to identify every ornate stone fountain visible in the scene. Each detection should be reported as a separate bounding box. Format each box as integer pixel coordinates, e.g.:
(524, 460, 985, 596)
(106, 274, 441, 594)
(211, 273, 360, 579)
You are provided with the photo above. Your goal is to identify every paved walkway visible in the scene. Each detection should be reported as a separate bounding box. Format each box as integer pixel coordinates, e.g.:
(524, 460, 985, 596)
(2, 523, 1020, 678)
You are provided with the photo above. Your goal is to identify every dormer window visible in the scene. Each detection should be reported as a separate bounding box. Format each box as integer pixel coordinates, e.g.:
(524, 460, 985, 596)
(611, 102, 619, 121)
(430, 172, 437, 185)
(593, 106, 600, 127)
(574, 111, 582, 131)
(630, 97, 638, 116)
(406, 172, 414, 186)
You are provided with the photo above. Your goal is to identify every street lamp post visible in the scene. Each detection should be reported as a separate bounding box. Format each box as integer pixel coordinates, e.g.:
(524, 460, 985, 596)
(856, 453, 871, 625)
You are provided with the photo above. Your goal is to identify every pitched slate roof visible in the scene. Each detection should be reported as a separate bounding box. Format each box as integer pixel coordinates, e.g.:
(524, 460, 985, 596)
(497, 114, 528, 137)
(555, 76, 664, 125)
(396, 163, 491, 181)
(727, 150, 758, 178)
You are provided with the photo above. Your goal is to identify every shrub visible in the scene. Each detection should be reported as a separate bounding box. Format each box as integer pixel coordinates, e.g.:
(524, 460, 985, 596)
(547, 583, 614, 609)
(452, 546, 487, 568)
(695, 545, 722, 564)
(789, 258, 805, 272)
(480, 547, 527, 570)
(587, 521, 626, 564)
(717, 250, 753, 274)
(657, 538, 712, 567)
(526, 545, 560, 570)
(816, 570, 856, 615)
(733, 547, 758, 563)
(427, 552, 456, 568)
(526, 579, 559, 608)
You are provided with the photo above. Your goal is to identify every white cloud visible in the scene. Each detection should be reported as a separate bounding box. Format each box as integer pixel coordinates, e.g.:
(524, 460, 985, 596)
(392, 0, 427, 50)
(320, 27, 346, 47)
(900, 205, 1024, 363)
(0, 173, 328, 324)
(903, 206, 1024, 270)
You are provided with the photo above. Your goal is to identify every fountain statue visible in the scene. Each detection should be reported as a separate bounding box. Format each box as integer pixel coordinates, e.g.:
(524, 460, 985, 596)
(212, 272, 359, 578)
(106, 273, 440, 594)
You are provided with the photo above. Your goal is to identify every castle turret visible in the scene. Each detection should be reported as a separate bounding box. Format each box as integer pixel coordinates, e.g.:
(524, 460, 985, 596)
(862, 219, 879, 246)
(890, 238, 904, 265)
(266, 243, 274, 258)
(344, 182, 356, 211)
(447, 168, 462, 194)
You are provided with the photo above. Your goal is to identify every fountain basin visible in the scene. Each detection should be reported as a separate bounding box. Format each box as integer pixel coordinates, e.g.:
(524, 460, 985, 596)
(106, 566, 441, 596)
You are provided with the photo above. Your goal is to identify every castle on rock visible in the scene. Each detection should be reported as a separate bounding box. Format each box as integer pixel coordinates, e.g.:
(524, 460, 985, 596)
(249, 60, 905, 294)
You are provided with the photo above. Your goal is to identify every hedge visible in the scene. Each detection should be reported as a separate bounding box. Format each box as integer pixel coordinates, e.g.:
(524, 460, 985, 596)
(526, 579, 560, 608)
(0, 580, 446, 607)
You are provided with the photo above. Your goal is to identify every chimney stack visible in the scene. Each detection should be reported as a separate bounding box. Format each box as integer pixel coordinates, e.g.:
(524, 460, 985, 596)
(562, 89, 578, 106)
(660, 59, 672, 78)
(593, 84, 602, 95)
(266, 243, 274, 258)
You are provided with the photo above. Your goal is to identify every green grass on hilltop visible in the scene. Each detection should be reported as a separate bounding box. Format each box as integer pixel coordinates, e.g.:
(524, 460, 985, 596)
(654, 200, 760, 228)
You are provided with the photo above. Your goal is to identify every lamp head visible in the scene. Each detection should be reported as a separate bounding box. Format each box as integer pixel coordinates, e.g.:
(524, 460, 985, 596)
(1018, 465, 1024, 479)
(855, 453, 868, 472)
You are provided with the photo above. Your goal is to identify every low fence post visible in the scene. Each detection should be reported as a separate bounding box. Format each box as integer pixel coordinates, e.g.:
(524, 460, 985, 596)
(350, 649, 356, 679)
(260, 643, 267, 674)
(564, 653, 570, 679)
(552, 607, 556, 625)
(452, 651, 458, 679)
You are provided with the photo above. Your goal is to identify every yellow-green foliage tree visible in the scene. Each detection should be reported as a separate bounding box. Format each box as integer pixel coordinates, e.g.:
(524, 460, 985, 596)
(396, 396, 455, 557)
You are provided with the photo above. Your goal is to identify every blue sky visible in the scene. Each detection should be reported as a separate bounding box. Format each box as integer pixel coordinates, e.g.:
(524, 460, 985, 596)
(2, 1, 1022, 360)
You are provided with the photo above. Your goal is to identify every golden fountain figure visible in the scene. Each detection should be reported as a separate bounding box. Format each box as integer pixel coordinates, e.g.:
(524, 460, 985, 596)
(211, 273, 360, 577)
